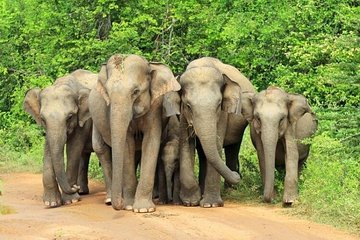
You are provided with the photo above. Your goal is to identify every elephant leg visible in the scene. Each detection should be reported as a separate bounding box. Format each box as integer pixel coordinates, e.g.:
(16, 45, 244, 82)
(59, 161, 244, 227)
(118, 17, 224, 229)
(92, 125, 112, 205)
(224, 142, 241, 189)
(172, 167, 181, 205)
(196, 139, 207, 195)
(62, 125, 93, 204)
(200, 162, 223, 208)
(133, 135, 161, 213)
(77, 152, 90, 195)
(123, 135, 137, 210)
(283, 132, 300, 205)
(179, 115, 201, 206)
(42, 141, 62, 207)
(156, 158, 168, 204)
(132, 124, 161, 213)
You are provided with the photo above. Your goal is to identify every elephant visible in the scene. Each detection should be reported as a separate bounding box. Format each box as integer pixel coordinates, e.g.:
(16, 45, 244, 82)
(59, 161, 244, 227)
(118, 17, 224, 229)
(88, 54, 181, 212)
(241, 86, 317, 205)
(23, 69, 97, 207)
(179, 57, 256, 207)
(156, 91, 181, 204)
(153, 91, 181, 205)
(161, 114, 181, 204)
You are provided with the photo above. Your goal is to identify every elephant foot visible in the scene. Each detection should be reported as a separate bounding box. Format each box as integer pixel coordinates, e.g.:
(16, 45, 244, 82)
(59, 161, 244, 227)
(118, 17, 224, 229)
(172, 200, 182, 205)
(153, 197, 167, 205)
(43, 188, 62, 208)
(104, 191, 112, 205)
(282, 192, 297, 207)
(123, 197, 134, 211)
(263, 189, 277, 203)
(78, 185, 89, 195)
(62, 192, 81, 205)
(105, 197, 112, 205)
(133, 199, 156, 213)
(180, 187, 201, 207)
(171, 192, 182, 205)
(112, 197, 124, 211)
(172, 196, 182, 205)
(200, 195, 224, 208)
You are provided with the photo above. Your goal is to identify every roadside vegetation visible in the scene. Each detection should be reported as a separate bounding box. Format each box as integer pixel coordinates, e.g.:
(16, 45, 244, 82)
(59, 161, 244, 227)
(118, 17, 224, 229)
(0, 0, 358, 233)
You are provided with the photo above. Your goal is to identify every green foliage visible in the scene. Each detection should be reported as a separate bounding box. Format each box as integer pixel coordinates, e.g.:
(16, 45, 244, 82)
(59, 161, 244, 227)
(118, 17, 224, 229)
(0, 0, 359, 234)
(88, 155, 104, 181)
(296, 108, 360, 232)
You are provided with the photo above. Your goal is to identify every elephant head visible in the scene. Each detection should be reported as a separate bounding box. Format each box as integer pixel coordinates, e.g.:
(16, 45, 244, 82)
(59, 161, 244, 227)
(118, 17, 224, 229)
(179, 63, 244, 185)
(92, 54, 180, 210)
(241, 86, 314, 202)
(23, 76, 92, 195)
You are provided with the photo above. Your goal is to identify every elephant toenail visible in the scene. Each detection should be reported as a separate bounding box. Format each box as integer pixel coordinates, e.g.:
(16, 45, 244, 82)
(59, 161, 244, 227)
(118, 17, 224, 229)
(105, 198, 112, 205)
(139, 208, 148, 213)
(203, 203, 211, 208)
(125, 205, 133, 211)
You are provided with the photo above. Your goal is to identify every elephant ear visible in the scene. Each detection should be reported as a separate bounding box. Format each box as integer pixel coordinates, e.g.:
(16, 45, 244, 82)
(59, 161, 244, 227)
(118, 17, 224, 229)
(222, 74, 242, 114)
(96, 64, 110, 106)
(240, 91, 255, 122)
(162, 91, 181, 117)
(23, 88, 42, 125)
(288, 93, 312, 124)
(149, 63, 181, 105)
(78, 88, 91, 127)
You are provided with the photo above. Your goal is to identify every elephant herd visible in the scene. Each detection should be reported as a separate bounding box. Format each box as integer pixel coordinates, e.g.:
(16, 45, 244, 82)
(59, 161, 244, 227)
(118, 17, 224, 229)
(23, 54, 317, 213)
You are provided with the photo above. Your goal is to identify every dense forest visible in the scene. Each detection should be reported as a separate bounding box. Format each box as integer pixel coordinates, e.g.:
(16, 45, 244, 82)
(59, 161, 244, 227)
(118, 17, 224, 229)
(0, 0, 359, 233)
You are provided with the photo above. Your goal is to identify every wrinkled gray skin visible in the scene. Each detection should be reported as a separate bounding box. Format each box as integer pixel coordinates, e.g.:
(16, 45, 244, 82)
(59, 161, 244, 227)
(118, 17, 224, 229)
(241, 87, 317, 205)
(179, 57, 256, 207)
(161, 110, 181, 204)
(23, 70, 97, 207)
(88, 54, 181, 212)
(154, 91, 181, 204)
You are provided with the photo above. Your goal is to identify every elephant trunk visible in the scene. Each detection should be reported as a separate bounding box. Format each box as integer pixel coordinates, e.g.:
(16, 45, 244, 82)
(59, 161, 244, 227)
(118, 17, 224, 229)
(261, 126, 278, 203)
(164, 164, 174, 201)
(47, 124, 77, 194)
(193, 117, 240, 185)
(110, 97, 132, 210)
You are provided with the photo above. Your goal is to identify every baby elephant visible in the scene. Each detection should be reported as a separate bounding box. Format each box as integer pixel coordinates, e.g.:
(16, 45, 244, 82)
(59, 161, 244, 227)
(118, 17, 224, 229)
(161, 115, 181, 204)
(242, 87, 317, 205)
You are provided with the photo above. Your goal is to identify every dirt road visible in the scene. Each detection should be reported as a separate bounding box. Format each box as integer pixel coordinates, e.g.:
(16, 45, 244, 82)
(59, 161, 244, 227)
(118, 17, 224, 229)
(0, 173, 358, 240)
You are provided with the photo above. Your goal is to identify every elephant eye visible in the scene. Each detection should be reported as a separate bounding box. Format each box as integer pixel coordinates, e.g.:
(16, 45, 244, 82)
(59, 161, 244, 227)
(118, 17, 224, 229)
(217, 100, 221, 110)
(67, 113, 74, 121)
(40, 115, 46, 126)
(132, 88, 140, 97)
(279, 116, 286, 126)
(254, 115, 261, 125)
(186, 103, 192, 112)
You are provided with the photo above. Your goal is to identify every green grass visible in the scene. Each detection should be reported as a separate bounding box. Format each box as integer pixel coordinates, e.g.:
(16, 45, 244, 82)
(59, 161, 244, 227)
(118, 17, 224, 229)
(0, 205, 16, 215)
(0, 179, 16, 215)
(0, 144, 43, 174)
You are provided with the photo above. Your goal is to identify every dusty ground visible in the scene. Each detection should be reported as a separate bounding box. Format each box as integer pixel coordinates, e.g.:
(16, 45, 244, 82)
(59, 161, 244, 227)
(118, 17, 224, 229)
(0, 173, 358, 240)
